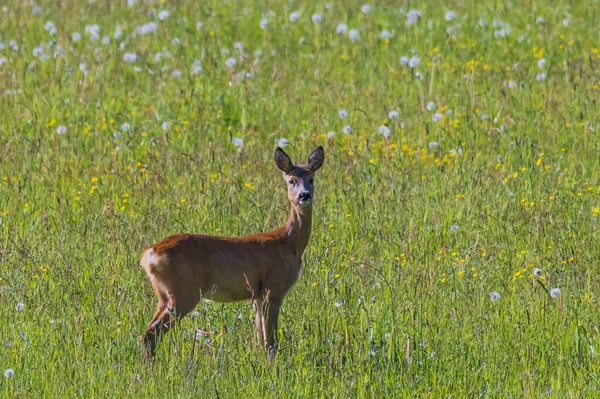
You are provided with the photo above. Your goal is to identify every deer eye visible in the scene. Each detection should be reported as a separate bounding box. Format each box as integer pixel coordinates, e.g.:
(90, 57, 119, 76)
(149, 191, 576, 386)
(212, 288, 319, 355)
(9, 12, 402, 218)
(288, 180, 295, 186)
(308, 178, 314, 185)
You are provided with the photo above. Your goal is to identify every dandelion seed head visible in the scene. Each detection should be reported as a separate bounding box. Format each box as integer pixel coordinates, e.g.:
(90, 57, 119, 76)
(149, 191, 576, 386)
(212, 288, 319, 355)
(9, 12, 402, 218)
(537, 58, 546, 69)
(259, 18, 268, 30)
(343, 125, 352, 134)
(445, 11, 456, 21)
(536, 73, 546, 81)
(451, 225, 459, 232)
(348, 29, 360, 41)
(432, 113, 443, 122)
(4, 369, 15, 379)
(232, 137, 243, 147)
(56, 125, 67, 135)
(490, 292, 501, 302)
(226, 57, 237, 68)
(162, 121, 170, 131)
(400, 56, 409, 65)
(550, 288, 561, 298)
(338, 109, 348, 119)
(408, 56, 420, 68)
(158, 10, 170, 21)
(380, 30, 392, 39)
(123, 52, 137, 62)
(361, 4, 371, 14)
(534, 268, 542, 277)
(334, 301, 343, 308)
(327, 131, 335, 139)
(312, 13, 323, 23)
(426, 101, 435, 111)
(289, 11, 300, 23)
(378, 125, 391, 138)
(336, 23, 348, 35)
(16, 302, 25, 311)
(388, 110, 399, 119)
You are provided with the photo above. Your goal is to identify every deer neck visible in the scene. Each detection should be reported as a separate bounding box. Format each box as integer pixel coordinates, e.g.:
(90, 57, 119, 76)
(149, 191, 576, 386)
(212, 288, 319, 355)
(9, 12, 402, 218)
(284, 203, 313, 256)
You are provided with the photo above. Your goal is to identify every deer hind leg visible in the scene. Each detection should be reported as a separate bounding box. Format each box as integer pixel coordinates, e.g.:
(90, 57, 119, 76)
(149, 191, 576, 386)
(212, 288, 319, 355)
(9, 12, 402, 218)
(253, 298, 266, 349)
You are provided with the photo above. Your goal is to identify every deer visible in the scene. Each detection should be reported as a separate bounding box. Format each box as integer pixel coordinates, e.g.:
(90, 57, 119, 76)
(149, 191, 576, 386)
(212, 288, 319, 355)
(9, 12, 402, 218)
(139, 146, 325, 359)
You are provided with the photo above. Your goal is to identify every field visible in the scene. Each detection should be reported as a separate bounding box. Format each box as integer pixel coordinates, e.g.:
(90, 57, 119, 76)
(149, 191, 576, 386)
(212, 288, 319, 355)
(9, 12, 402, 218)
(2, 0, 600, 397)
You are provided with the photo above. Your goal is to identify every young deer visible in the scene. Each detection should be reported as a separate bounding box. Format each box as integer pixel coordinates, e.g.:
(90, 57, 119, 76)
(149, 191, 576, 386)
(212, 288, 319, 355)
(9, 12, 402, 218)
(140, 146, 325, 359)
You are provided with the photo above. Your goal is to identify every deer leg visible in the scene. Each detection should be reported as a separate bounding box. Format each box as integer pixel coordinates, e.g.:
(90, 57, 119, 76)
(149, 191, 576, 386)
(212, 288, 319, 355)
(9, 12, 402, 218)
(141, 291, 197, 360)
(253, 298, 266, 349)
(265, 298, 282, 359)
(140, 306, 175, 360)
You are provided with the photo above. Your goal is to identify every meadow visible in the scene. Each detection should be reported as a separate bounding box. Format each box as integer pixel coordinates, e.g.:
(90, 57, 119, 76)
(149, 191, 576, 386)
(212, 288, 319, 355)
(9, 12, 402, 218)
(1, 0, 600, 397)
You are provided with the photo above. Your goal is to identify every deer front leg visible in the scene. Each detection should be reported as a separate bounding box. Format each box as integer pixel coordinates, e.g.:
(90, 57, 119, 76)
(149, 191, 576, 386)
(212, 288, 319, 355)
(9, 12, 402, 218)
(253, 298, 266, 349)
(265, 298, 282, 359)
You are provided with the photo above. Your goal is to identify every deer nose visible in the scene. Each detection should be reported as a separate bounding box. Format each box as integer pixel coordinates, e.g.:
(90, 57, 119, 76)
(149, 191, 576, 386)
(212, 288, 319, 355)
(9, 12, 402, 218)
(298, 192, 312, 203)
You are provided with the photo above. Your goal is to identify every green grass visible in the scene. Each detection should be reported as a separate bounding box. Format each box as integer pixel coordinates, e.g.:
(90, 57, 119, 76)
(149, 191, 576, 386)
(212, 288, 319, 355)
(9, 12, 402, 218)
(2, 0, 600, 397)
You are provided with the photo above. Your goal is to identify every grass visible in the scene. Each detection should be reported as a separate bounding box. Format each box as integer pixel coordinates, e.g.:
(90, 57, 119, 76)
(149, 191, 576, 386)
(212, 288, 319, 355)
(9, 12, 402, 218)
(1, 0, 600, 396)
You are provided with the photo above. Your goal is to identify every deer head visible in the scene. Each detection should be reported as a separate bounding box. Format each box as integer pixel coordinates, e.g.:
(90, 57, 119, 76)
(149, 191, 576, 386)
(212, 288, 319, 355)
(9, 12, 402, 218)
(275, 146, 324, 208)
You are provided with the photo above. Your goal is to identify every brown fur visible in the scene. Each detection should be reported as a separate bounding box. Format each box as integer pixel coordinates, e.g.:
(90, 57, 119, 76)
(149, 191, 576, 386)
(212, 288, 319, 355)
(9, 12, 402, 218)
(140, 146, 324, 359)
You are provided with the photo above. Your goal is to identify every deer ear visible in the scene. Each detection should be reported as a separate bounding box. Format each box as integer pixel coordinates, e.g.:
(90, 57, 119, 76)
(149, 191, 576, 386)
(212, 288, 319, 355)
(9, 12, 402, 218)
(275, 147, 293, 173)
(307, 146, 324, 172)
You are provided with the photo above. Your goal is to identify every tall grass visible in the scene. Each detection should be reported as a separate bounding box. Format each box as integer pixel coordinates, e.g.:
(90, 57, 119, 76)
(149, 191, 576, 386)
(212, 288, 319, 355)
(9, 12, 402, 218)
(1, 0, 599, 396)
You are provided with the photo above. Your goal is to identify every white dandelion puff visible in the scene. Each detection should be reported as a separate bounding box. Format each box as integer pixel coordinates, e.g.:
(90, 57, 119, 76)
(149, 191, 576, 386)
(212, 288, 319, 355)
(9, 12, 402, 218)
(79, 62, 87, 72)
(32, 5, 42, 14)
(432, 113, 443, 122)
(289, 11, 300, 23)
(102, 36, 110, 45)
(406, 9, 422, 26)
(127, 0, 138, 6)
(192, 59, 202, 74)
(428, 141, 439, 148)
(259, 18, 268, 30)
(451, 225, 459, 232)
(327, 131, 335, 139)
(338, 109, 348, 119)
(361, 4, 371, 14)
(445, 11, 456, 21)
(336, 23, 348, 35)
(550, 288, 561, 298)
(400, 56, 409, 65)
(388, 110, 399, 119)
(378, 125, 391, 138)
(162, 121, 170, 131)
(158, 10, 170, 21)
(172, 69, 182, 78)
(507, 81, 517, 88)
(534, 268, 542, 277)
(536, 73, 546, 81)
(123, 52, 137, 62)
(16, 302, 25, 311)
(72, 32, 82, 41)
(120, 123, 131, 131)
(408, 56, 420, 68)
(113, 131, 121, 139)
(343, 125, 352, 134)
(380, 30, 392, 39)
(490, 292, 501, 302)
(4, 369, 15, 379)
(537, 58, 546, 68)
(334, 301, 343, 308)
(426, 101, 435, 111)
(44, 21, 57, 35)
(312, 13, 323, 23)
(348, 29, 360, 41)
(56, 125, 67, 135)
(226, 57, 237, 68)
(114, 25, 123, 39)
(232, 137, 243, 147)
